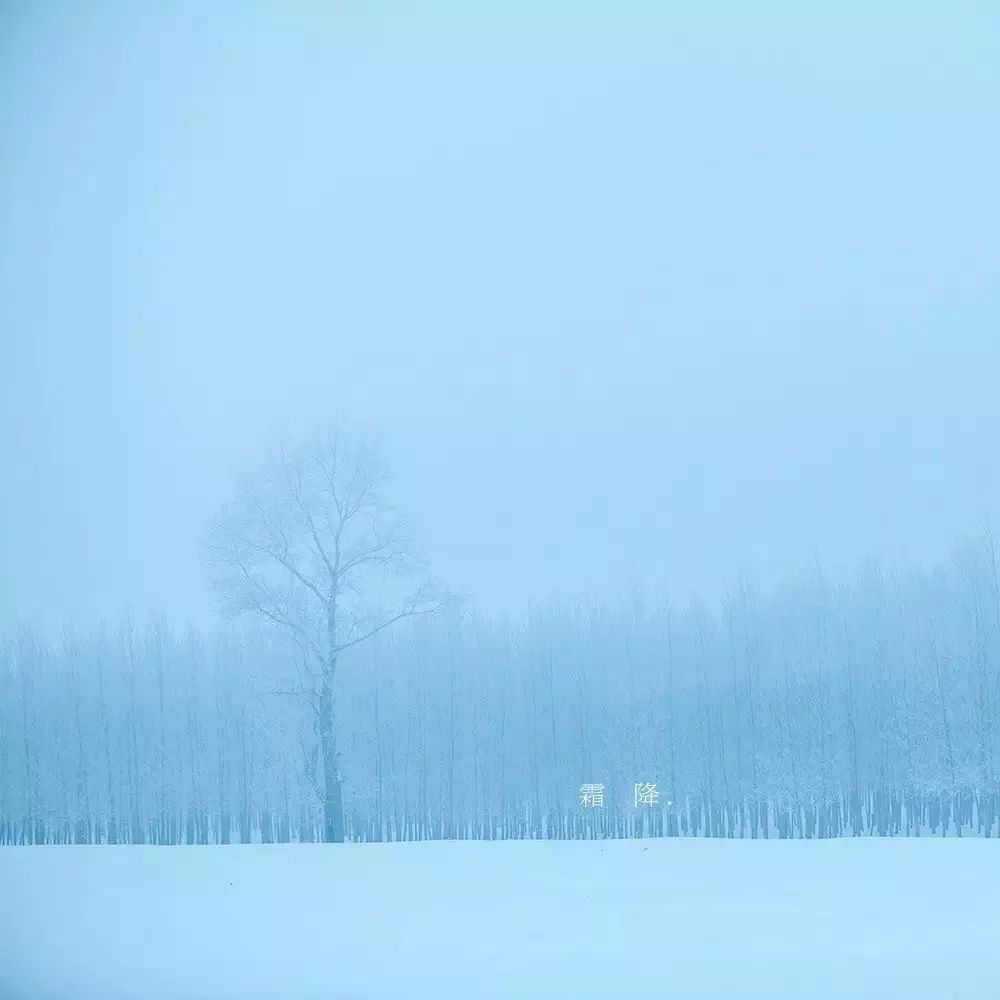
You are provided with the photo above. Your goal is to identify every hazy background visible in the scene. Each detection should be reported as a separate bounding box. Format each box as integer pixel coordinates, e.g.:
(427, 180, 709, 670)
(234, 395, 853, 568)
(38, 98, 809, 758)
(2, 2, 998, 629)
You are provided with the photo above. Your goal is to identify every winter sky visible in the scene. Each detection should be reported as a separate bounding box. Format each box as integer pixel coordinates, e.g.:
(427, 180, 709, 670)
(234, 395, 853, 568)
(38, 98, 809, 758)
(2, 2, 999, 628)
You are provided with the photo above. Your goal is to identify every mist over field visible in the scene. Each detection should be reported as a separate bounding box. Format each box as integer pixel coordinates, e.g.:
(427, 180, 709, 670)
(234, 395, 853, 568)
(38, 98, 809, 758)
(3, 3, 999, 631)
(2, 3, 1000, 998)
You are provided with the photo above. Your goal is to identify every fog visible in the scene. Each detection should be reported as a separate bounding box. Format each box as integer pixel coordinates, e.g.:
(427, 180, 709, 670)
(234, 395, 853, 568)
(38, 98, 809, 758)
(5, 14, 1000, 997)
(3, 3, 999, 629)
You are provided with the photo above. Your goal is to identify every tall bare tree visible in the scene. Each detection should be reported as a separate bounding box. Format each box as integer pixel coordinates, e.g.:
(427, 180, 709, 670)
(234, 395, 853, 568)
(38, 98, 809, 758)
(204, 430, 447, 842)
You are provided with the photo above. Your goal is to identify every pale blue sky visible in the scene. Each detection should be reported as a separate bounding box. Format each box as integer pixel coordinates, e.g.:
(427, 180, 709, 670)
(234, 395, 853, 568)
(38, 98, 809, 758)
(2, 3, 999, 627)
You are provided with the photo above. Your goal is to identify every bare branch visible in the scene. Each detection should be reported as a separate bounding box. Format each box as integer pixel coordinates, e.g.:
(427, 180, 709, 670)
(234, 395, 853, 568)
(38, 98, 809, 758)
(204, 427, 448, 698)
(334, 595, 449, 655)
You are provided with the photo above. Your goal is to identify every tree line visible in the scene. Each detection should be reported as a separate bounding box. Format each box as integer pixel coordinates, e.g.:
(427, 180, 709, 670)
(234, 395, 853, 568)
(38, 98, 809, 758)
(3, 529, 1000, 844)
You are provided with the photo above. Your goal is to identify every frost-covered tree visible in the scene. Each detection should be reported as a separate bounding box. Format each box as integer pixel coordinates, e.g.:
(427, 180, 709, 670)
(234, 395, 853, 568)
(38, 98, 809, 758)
(204, 430, 446, 842)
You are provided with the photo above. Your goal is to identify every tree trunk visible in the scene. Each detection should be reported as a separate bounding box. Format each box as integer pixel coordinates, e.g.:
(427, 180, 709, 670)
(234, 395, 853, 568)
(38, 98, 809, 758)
(318, 678, 344, 843)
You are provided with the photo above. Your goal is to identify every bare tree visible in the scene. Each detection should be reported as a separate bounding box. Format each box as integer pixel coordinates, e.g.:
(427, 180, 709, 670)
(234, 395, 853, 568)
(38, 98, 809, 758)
(204, 429, 447, 842)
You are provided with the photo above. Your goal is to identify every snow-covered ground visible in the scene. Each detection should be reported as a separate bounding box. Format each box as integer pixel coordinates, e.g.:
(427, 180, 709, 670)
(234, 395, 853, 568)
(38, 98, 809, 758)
(2, 838, 998, 999)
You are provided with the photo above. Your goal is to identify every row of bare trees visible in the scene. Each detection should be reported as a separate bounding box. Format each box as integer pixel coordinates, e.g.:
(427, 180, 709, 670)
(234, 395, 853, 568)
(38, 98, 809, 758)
(3, 529, 1000, 843)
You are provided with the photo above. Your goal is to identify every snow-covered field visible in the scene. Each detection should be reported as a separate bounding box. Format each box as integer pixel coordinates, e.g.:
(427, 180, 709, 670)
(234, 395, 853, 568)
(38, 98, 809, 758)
(2, 838, 998, 999)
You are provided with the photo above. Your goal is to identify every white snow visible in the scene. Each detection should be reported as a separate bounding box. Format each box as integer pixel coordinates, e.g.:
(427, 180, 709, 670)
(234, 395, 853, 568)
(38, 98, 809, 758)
(2, 838, 998, 999)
